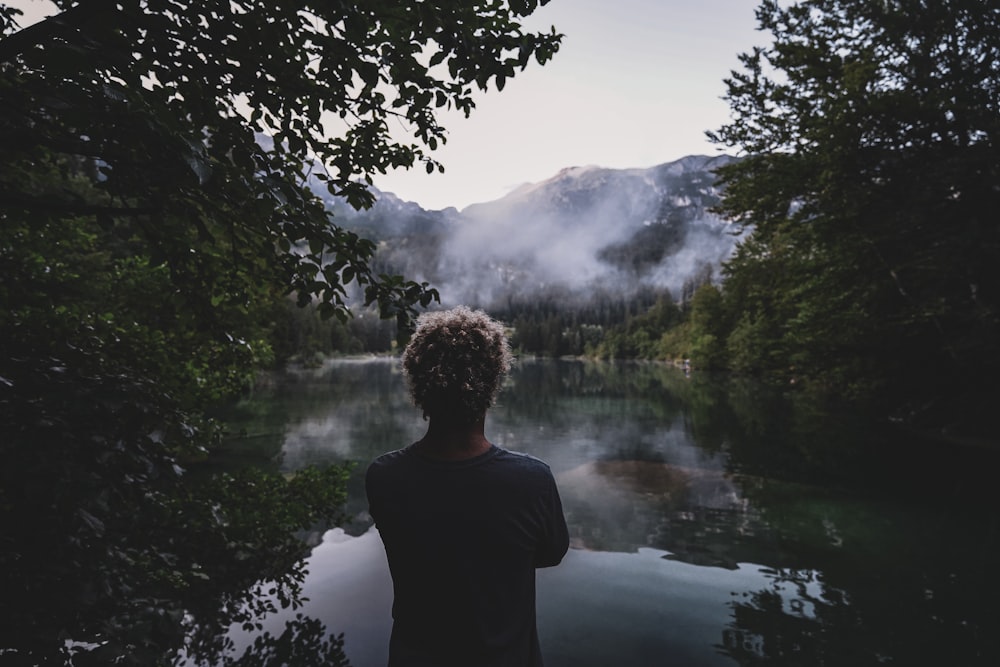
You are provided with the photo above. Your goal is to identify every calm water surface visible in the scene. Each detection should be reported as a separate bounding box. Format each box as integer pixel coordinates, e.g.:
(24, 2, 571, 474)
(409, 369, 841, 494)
(218, 358, 1000, 667)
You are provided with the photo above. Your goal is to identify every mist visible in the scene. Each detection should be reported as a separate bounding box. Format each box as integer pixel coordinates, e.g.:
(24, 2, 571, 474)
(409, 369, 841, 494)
(432, 156, 741, 308)
(331, 154, 742, 313)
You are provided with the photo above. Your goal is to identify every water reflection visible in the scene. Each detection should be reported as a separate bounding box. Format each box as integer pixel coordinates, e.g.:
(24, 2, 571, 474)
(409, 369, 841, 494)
(559, 459, 751, 566)
(217, 358, 1000, 667)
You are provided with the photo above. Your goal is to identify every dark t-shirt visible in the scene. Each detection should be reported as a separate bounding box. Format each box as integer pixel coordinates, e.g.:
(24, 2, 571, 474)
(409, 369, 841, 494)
(366, 444, 569, 667)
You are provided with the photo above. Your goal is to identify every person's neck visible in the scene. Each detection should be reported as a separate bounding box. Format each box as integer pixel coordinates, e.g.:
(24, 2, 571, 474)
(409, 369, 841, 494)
(414, 414, 492, 461)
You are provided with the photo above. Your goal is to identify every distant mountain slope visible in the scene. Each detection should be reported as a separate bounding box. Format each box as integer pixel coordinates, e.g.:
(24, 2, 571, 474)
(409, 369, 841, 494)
(328, 154, 742, 309)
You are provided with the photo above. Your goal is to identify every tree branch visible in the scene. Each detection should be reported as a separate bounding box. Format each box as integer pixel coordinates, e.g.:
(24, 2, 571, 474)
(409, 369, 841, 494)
(0, 0, 119, 63)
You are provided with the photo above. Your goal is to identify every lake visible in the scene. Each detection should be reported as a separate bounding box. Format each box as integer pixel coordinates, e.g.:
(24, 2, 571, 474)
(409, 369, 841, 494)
(215, 357, 1000, 667)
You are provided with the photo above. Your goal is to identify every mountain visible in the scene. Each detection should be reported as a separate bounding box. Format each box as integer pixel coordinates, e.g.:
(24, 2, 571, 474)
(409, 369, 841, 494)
(326, 154, 742, 310)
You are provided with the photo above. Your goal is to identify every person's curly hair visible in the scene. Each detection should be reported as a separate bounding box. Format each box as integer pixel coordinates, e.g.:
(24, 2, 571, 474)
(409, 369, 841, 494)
(401, 306, 512, 423)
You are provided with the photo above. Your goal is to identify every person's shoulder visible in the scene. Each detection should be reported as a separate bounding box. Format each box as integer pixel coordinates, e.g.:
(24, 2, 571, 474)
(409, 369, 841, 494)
(494, 447, 554, 475)
(366, 446, 414, 475)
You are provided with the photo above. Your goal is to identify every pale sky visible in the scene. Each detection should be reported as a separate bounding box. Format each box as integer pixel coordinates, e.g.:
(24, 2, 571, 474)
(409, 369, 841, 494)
(375, 0, 764, 210)
(7, 0, 765, 211)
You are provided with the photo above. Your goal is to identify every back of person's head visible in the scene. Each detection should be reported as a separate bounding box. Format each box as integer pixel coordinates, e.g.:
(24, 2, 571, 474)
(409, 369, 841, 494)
(401, 306, 512, 423)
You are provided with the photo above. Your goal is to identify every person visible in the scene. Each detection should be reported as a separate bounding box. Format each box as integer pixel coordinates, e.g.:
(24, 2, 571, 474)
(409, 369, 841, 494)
(366, 306, 569, 667)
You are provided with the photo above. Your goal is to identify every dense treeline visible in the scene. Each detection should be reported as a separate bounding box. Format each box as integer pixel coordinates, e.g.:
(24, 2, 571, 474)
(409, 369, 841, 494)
(709, 0, 999, 425)
(499, 290, 685, 360)
(274, 300, 401, 363)
(495, 285, 671, 357)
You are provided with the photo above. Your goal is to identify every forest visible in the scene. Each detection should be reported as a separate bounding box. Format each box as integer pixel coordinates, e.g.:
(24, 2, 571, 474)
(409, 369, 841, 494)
(2, 0, 998, 664)
(496, 0, 1000, 440)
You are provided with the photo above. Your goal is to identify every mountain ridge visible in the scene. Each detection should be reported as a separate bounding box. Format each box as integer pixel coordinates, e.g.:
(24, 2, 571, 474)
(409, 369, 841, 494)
(321, 154, 742, 309)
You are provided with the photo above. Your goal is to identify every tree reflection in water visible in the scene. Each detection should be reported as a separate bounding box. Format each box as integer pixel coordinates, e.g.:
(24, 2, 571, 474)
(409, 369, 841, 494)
(720, 558, 998, 667)
(181, 615, 350, 667)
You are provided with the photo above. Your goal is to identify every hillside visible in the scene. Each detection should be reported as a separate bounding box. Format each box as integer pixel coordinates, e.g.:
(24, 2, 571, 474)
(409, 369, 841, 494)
(324, 154, 741, 311)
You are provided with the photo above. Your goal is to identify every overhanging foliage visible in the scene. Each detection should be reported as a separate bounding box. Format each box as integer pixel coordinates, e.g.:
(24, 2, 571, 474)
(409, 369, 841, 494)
(0, 1, 562, 663)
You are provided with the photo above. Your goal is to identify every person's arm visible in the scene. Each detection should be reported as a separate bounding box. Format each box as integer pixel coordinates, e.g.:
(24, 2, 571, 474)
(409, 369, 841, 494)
(534, 473, 569, 568)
